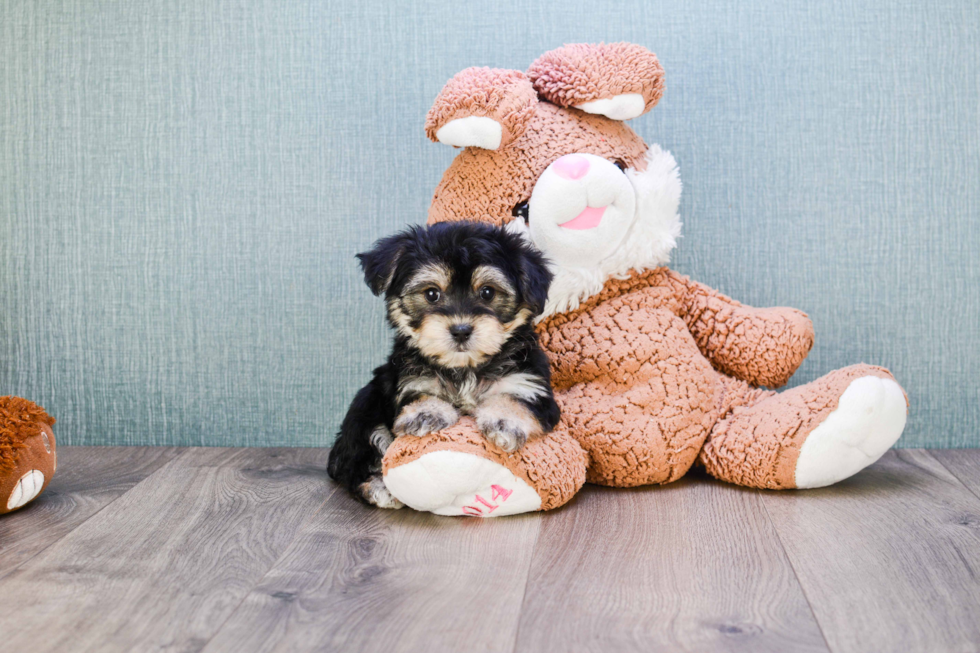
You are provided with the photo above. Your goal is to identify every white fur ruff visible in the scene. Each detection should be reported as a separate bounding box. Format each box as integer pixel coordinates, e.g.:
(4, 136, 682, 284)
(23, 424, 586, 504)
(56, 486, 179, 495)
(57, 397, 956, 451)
(507, 144, 682, 319)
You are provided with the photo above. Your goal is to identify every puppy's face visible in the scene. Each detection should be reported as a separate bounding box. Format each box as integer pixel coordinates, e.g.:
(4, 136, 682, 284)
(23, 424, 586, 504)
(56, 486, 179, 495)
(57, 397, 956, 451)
(393, 261, 528, 367)
(358, 222, 552, 368)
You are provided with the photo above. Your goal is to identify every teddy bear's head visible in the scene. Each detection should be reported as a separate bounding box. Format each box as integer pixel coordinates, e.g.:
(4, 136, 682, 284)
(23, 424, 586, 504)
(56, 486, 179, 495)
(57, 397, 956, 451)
(426, 43, 682, 317)
(0, 396, 56, 514)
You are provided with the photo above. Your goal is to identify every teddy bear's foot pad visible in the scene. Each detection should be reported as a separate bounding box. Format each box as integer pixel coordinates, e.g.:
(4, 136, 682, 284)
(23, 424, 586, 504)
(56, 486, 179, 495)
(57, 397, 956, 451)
(795, 375, 907, 489)
(384, 450, 541, 517)
(6, 469, 46, 511)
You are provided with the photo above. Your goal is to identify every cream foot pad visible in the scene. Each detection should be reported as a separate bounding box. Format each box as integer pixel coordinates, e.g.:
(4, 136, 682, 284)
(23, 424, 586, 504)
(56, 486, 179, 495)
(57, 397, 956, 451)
(795, 375, 908, 489)
(383, 417, 587, 517)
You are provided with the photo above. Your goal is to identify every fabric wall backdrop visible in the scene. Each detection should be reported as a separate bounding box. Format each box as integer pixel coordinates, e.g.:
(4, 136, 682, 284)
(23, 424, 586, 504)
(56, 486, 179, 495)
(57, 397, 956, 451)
(1, 0, 977, 448)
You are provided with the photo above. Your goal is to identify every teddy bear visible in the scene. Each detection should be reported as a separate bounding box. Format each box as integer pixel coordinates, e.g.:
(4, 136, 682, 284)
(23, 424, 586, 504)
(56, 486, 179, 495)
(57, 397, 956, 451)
(381, 43, 908, 517)
(0, 396, 58, 515)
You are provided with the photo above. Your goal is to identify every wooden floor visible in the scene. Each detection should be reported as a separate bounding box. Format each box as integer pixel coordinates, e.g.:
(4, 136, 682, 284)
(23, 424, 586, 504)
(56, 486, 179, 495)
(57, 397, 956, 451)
(1, 448, 979, 652)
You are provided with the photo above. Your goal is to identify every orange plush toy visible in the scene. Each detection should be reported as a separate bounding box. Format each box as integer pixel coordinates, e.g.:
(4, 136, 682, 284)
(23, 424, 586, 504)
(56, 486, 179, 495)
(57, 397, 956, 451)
(0, 396, 57, 515)
(382, 43, 908, 517)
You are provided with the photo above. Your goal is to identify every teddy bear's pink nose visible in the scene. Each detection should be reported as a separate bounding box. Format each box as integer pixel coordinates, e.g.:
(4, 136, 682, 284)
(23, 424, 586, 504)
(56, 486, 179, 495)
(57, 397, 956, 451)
(551, 154, 590, 180)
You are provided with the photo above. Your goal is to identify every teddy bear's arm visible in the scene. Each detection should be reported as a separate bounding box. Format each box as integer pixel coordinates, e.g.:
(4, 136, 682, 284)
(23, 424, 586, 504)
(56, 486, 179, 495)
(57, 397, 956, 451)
(673, 272, 815, 388)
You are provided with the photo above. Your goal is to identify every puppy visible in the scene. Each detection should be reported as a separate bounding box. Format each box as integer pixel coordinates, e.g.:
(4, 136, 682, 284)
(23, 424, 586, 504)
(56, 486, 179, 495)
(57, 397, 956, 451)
(327, 221, 560, 508)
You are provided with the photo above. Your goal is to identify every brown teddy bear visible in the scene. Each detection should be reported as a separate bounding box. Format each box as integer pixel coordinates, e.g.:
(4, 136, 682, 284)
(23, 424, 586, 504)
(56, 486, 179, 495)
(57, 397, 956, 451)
(382, 43, 907, 517)
(0, 396, 57, 515)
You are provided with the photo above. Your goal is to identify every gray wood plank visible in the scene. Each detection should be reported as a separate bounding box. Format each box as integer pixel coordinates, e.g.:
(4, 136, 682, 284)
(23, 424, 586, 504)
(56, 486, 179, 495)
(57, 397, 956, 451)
(0, 447, 332, 653)
(760, 450, 980, 653)
(202, 488, 542, 653)
(513, 476, 828, 653)
(929, 448, 980, 501)
(0, 446, 180, 580)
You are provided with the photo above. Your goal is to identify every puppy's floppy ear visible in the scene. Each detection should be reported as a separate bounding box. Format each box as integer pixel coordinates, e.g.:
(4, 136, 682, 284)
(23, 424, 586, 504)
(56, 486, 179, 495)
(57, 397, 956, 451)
(514, 243, 553, 316)
(356, 229, 418, 296)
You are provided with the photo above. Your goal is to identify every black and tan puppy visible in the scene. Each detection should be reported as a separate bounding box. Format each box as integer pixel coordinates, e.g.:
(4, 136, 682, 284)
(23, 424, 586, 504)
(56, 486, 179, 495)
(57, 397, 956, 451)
(327, 221, 560, 508)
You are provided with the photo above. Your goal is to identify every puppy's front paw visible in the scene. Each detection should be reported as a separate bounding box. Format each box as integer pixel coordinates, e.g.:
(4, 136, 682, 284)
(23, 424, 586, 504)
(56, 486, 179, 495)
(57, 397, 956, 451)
(358, 475, 404, 509)
(393, 397, 459, 437)
(478, 418, 530, 452)
(475, 395, 544, 453)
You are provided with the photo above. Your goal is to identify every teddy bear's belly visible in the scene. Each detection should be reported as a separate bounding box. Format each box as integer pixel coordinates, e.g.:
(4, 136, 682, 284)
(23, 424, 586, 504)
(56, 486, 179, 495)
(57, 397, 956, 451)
(547, 307, 722, 486)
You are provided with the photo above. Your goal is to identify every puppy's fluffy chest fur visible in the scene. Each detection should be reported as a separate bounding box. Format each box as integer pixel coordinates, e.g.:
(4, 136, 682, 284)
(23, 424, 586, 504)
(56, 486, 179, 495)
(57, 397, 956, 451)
(394, 331, 549, 415)
(398, 368, 547, 414)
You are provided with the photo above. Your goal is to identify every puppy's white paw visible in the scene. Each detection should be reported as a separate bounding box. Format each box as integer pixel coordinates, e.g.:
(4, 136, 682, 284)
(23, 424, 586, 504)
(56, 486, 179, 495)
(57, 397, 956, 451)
(369, 425, 395, 455)
(358, 475, 404, 509)
(479, 418, 529, 452)
(475, 395, 542, 453)
(393, 397, 459, 437)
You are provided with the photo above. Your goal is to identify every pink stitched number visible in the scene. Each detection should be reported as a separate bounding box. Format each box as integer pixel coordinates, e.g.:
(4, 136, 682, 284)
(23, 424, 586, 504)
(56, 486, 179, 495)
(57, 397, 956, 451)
(491, 485, 513, 502)
(474, 494, 498, 511)
(460, 485, 513, 517)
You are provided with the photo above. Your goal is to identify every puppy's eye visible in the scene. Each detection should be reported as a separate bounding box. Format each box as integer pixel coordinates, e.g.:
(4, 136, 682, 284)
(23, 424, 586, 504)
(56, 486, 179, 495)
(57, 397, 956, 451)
(479, 286, 496, 301)
(424, 288, 441, 304)
(613, 159, 627, 172)
(512, 201, 530, 223)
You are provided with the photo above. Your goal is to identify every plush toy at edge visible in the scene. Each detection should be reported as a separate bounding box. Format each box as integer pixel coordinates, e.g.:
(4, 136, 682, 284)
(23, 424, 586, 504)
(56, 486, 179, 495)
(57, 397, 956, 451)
(0, 396, 57, 515)
(382, 42, 908, 517)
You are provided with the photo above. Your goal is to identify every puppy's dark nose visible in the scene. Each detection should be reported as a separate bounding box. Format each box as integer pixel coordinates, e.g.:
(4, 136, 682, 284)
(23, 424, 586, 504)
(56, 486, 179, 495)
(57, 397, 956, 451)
(449, 323, 474, 343)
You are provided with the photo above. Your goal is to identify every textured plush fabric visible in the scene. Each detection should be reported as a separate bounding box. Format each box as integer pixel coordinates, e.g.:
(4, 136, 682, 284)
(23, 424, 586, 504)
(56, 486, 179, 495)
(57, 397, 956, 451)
(429, 102, 648, 228)
(0, 1, 977, 447)
(537, 269, 888, 488)
(699, 363, 899, 489)
(528, 42, 665, 115)
(383, 416, 587, 511)
(0, 397, 57, 514)
(425, 68, 538, 149)
(0, 397, 55, 475)
(414, 43, 907, 496)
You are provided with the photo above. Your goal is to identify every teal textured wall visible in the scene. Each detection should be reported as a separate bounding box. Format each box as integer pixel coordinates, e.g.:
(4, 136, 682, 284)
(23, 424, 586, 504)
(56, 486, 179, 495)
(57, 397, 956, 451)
(1, 0, 978, 447)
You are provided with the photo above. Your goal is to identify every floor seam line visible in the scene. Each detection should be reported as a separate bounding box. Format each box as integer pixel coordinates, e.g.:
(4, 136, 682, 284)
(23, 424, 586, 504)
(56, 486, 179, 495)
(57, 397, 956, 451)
(198, 480, 341, 652)
(508, 516, 545, 653)
(757, 492, 836, 653)
(924, 450, 980, 505)
(0, 447, 188, 583)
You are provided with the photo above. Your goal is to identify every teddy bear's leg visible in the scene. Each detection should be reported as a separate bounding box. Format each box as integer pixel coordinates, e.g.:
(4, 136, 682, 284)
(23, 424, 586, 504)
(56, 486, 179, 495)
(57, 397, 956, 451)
(382, 417, 587, 517)
(556, 377, 722, 488)
(699, 365, 907, 489)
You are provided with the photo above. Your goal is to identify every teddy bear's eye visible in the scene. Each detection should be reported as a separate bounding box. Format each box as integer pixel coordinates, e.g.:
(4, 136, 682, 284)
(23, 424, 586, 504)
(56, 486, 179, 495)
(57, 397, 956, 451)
(512, 201, 530, 223)
(613, 159, 627, 172)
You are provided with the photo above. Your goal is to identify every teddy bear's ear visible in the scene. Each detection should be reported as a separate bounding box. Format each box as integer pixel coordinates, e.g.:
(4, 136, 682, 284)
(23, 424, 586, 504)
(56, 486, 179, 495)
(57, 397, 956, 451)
(527, 43, 665, 121)
(425, 68, 537, 150)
